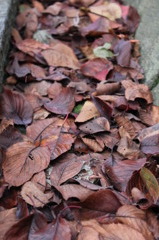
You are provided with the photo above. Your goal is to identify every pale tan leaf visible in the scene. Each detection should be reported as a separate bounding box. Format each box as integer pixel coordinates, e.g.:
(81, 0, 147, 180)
(75, 101, 99, 123)
(78, 226, 99, 240)
(21, 181, 53, 207)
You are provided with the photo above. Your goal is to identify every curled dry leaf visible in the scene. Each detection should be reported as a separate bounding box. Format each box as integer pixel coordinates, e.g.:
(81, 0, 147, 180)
(0, 88, 33, 125)
(75, 101, 99, 123)
(81, 58, 113, 81)
(139, 106, 159, 126)
(2, 141, 51, 186)
(117, 136, 140, 159)
(31, 171, 46, 192)
(21, 181, 53, 207)
(26, 118, 75, 160)
(114, 40, 132, 67)
(44, 88, 75, 115)
(79, 117, 110, 134)
(25, 81, 52, 96)
(122, 80, 153, 104)
(96, 82, 121, 95)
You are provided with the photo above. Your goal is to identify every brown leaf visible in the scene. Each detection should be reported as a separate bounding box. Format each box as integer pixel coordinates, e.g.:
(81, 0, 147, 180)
(44, 88, 75, 115)
(138, 123, 159, 155)
(41, 42, 80, 69)
(21, 181, 53, 207)
(31, 170, 46, 192)
(102, 223, 146, 240)
(0, 119, 22, 149)
(47, 82, 63, 99)
(43, 2, 63, 15)
(114, 40, 132, 67)
(25, 81, 52, 96)
(104, 158, 146, 191)
(139, 105, 159, 126)
(0, 208, 18, 239)
(2, 141, 51, 186)
(116, 205, 154, 240)
(82, 137, 105, 152)
(122, 80, 153, 104)
(96, 82, 121, 95)
(79, 189, 121, 219)
(75, 101, 100, 123)
(50, 155, 85, 186)
(0, 88, 33, 125)
(117, 136, 140, 159)
(140, 167, 159, 203)
(81, 58, 113, 81)
(56, 184, 93, 201)
(16, 39, 49, 57)
(80, 17, 110, 36)
(79, 117, 110, 134)
(146, 205, 159, 239)
(26, 118, 75, 160)
(78, 226, 99, 240)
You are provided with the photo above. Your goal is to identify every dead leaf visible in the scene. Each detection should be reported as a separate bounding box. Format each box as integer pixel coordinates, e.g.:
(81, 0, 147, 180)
(44, 87, 75, 115)
(81, 58, 113, 81)
(56, 184, 93, 201)
(75, 101, 99, 123)
(21, 181, 52, 207)
(140, 167, 159, 203)
(41, 42, 80, 69)
(50, 155, 85, 186)
(79, 117, 110, 134)
(122, 80, 153, 104)
(2, 141, 51, 186)
(0, 88, 33, 125)
(26, 118, 75, 160)
(114, 40, 132, 67)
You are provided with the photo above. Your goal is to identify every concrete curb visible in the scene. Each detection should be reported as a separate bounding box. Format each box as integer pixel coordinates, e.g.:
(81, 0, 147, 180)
(0, 0, 19, 87)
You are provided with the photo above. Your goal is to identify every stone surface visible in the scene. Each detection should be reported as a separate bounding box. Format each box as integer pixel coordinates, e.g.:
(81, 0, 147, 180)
(0, 0, 19, 88)
(124, 0, 159, 105)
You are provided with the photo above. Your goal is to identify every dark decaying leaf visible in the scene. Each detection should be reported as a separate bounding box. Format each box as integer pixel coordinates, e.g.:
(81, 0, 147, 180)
(146, 205, 159, 239)
(0, 88, 33, 125)
(77, 189, 121, 220)
(2, 141, 51, 186)
(44, 88, 75, 115)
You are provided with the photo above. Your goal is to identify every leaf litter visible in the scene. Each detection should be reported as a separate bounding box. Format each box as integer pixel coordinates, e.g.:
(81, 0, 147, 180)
(0, 0, 159, 239)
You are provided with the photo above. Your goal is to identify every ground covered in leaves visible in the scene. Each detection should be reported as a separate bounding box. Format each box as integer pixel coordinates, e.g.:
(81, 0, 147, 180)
(0, 0, 159, 239)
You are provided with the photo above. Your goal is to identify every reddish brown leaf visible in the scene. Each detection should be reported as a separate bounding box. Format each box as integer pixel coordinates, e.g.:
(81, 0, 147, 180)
(0, 88, 33, 125)
(44, 88, 75, 115)
(2, 142, 51, 186)
(26, 118, 75, 160)
(50, 154, 85, 186)
(21, 181, 53, 207)
(81, 58, 113, 81)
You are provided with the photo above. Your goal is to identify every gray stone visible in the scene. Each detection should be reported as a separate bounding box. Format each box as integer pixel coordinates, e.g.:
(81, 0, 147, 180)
(124, 0, 159, 105)
(0, 0, 19, 89)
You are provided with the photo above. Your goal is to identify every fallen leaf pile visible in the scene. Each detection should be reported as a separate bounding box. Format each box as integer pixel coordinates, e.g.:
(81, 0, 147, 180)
(0, 0, 159, 239)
